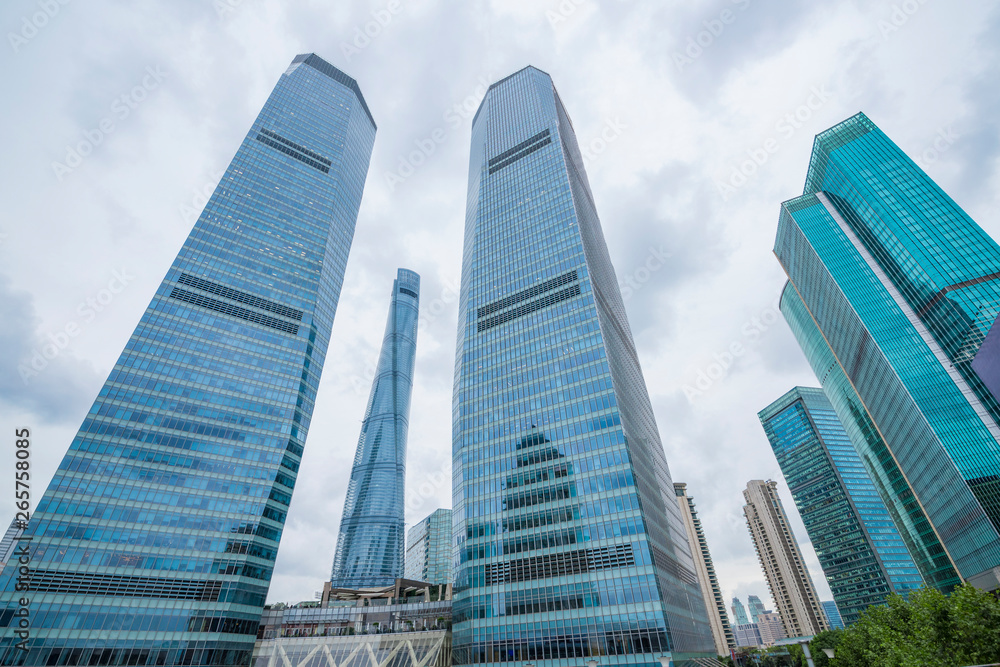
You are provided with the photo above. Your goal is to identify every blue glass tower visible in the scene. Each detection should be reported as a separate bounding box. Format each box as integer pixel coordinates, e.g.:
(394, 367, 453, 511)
(731, 598, 750, 626)
(330, 269, 419, 589)
(759, 387, 923, 625)
(821, 601, 845, 631)
(774, 112, 1000, 593)
(451, 66, 715, 666)
(0, 53, 376, 666)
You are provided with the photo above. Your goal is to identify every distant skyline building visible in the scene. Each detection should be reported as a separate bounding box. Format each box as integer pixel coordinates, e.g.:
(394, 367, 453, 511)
(744, 480, 829, 637)
(774, 112, 1000, 593)
(731, 597, 750, 626)
(675, 483, 736, 655)
(405, 508, 453, 585)
(331, 269, 419, 589)
(0, 53, 377, 666)
(756, 612, 786, 647)
(746, 594, 766, 624)
(821, 601, 845, 631)
(759, 387, 923, 625)
(733, 623, 762, 648)
(451, 65, 716, 665)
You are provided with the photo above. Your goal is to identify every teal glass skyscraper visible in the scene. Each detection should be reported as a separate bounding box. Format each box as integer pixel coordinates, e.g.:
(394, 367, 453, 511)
(0, 53, 376, 666)
(759, 387, 923, 625)
(330, 269, 419, 589)
(405, 508, 454, 585)
(451, 66, 715, 666)
(774, 112, 1000, 594)
(731, 598, 750, 626)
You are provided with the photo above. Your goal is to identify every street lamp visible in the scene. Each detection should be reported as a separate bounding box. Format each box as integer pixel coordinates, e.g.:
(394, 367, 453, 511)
(822, 648, 835, 659)
(798, 638, 817, 667)
(587, 661, 598, 667)
(658, 656, 673, 667)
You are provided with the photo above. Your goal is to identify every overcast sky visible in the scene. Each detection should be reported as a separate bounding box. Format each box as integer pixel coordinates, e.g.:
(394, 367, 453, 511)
(2, 0, 999, 611)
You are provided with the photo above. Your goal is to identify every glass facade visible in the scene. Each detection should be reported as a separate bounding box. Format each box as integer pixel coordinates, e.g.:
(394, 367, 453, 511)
(759, 387, 922, 625)
(774, 113, 1000, 592)
(451, 66, 715, 666)
(745, 596, 764, 624)
(821, 601, 844, 631)
(405, 509, 454, 585)
(330, 269, 419, 589)
(0, 53, 376, 666)
(731, 598, 749, 627)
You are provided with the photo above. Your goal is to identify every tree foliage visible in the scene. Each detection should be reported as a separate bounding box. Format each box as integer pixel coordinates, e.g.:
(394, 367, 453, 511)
(831, 584, 1000, 667)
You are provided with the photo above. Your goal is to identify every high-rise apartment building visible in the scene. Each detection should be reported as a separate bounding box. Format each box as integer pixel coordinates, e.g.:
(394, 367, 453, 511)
(759, 387, 923, 625)
(331, 269, 419, 589)
(756, 612, 786, 647)
(774, 112, 1000, 593)
(451, 66, 716, 665)
(821, 601, 845, 630)
(746, 595, 765, 624)
(674, 483, 736, 655)
(405, 508, 453, 585)
(731, 597, 750, 626)
(0, 53, 376, 666)
(743, 480, 828, 637)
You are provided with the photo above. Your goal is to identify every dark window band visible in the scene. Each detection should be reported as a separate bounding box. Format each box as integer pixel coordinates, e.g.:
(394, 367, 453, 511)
(399, 287, 418, 299)
(255, 130, 331, 174)
(489, 136, 552, 175)
(477, 285, 581, 332)
(478, 270, 578, 318)
(177, 273, 303, 321)
(488, 129, 551, 166)
(170, 288, 300, 335)
(484, 544, 634, 585)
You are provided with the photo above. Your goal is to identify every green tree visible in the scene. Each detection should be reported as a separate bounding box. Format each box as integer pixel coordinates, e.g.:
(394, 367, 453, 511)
(832, 584, 1000, 667)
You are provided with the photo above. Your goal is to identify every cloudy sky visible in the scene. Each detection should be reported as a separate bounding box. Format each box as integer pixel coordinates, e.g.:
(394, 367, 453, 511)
(2, 0, 999, 611)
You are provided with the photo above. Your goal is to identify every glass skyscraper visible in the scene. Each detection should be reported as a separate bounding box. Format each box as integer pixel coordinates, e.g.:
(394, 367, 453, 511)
(731, 598, 750, 626)
(405, 508, 454, 585)
(331, 269, 419, 589)
(759, 387, 923, 625)
(745, 595, 765, 624)
(774, 112, 1000, 593)
(451, 66, 715, 666)
(0, 53, 376, 666)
